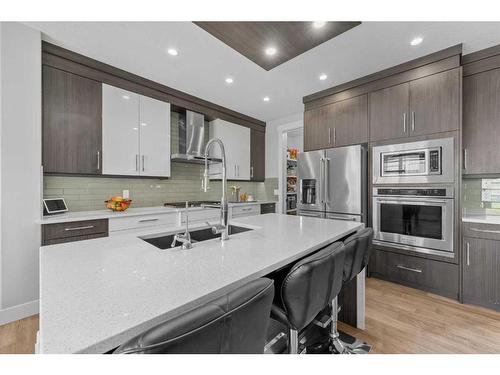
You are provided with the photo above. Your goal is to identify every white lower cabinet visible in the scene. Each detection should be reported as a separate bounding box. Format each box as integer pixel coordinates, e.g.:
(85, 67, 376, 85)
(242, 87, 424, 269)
(109, 212, 180, 235)
(181, 208, 220, 224)
(230, 204, 260, 218)
(102, 84, 171, 177)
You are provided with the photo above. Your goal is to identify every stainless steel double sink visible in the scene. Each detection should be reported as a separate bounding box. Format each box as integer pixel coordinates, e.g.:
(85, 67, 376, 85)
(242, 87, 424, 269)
(141, 225, 253, 250)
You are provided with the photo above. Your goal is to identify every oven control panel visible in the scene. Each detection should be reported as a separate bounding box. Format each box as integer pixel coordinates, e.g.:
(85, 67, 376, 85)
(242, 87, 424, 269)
(377, 188, 446, 196)
(374, 186, 454, 199)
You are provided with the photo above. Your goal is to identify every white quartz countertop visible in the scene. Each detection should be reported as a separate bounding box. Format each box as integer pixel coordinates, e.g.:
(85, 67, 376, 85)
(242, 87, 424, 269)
(39, 213, 362, 354)
(462, 214, 500, 225)
(38, 201, 277, 225)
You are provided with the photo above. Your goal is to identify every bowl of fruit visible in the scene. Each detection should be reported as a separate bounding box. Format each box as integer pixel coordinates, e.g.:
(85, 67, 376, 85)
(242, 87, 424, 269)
(105, 196, 132, 212)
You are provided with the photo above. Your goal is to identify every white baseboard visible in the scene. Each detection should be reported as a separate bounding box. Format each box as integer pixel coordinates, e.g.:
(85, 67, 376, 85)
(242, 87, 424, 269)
(0, 299, 39, 325)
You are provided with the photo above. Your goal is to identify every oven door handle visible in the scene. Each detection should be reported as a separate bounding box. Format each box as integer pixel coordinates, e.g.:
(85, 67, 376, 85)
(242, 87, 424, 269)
(374, 198, 448, 204)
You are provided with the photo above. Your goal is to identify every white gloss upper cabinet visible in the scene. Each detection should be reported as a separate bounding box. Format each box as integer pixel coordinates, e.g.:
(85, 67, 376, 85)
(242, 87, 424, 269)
(209, 119, 250, 180)
(102, 84, 140, 176)
(139, 95, 171, 177)
(102, 84, 170, 177)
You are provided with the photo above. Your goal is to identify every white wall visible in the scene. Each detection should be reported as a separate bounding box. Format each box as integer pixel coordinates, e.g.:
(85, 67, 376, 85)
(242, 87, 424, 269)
(265, 112, 303, 178)
(0, 22, 41, 324)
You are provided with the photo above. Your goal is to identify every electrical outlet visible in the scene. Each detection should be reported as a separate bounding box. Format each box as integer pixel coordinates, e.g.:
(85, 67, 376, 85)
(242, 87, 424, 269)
(274, 189, 279, 196)
(122, 190, 130, 199)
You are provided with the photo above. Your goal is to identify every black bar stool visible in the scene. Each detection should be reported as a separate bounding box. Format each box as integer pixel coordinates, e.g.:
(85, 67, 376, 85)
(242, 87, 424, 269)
(268, 241, 347, 354)
(331, 227, 374, 354)
(113, 278, 274, 354)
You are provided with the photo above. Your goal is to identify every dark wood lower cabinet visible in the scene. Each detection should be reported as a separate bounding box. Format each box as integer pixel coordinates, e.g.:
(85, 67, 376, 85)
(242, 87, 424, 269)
(42, 219, 109, 245)
(462, 237, 500, 311)
(369, 248, 459, 299)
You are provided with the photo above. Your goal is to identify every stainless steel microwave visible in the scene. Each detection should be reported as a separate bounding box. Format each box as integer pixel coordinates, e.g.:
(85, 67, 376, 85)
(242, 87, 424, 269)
(372, 137, 454, 185)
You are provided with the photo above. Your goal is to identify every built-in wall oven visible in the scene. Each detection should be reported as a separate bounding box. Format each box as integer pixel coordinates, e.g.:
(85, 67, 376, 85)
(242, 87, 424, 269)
(372, 187, 454, 257)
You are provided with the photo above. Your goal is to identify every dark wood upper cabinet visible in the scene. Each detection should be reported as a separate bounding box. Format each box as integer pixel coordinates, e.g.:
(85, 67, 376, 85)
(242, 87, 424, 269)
(369, 82, 410, 142)
(462, 236, 500, 311)
(304, 105, 330, 151)
(463, 68, 500, 175)
(369, 69, 460, 142)
(43, 66, 102, 175)
(409, 68, 461, 137)
(331, 94, 368, 147)
(250, 129, 265, 182)
(304, 95, 367, 151)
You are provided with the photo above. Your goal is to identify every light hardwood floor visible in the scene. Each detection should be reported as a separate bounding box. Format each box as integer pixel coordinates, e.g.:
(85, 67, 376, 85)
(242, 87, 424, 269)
(1, 278, 500, 354)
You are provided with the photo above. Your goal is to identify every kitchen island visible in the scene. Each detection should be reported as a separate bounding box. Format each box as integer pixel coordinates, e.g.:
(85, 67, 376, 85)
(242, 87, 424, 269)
(38, 213, 363, 354)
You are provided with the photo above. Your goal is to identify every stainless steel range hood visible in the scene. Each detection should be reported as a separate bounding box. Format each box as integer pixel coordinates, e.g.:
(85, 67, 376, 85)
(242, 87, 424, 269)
(171, 110, 222, 164)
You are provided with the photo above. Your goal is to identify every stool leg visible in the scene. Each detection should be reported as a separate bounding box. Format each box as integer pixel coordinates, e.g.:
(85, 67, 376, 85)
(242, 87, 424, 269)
(330, 297, 347, 354)
(330, 297, 371, 354)
(289, 328, 299, 354)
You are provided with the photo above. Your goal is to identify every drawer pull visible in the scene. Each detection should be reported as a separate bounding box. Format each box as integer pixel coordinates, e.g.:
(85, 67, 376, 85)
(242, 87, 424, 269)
(241, 208, 253, 211)
(138, 218, 160, 223)
(396, 264, 422, 273)
(469, 227, 500, 234)
(65, 225, 95, 231)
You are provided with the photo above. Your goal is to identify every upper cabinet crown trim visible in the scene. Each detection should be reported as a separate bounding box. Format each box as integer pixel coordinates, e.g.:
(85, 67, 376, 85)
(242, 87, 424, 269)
(303, 44, 462, 105)
(41, 41, 266, 131)
(462, 43, 500, 77)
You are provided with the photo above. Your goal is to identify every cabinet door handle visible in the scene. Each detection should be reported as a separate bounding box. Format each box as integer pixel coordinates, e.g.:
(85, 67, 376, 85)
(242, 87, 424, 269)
(250, 166, 254, 178)
(466, 242, 470, 266)
(403, 113, 407, 133)
(469, 227, 500, 234)
(142, 155, 145, 172)
(333, 128, 336, 145)
(237, 165, 239, 177)
(138, 218, 159, 223)
(97, 151, 100, 171)
(328, 128, 332, 145)
(135, 154, 139, 172)
(411, 111, 415, 132)
(463, 148, 467, 171)
(396, 264, 422, 273)
(65, 225, 94, 231)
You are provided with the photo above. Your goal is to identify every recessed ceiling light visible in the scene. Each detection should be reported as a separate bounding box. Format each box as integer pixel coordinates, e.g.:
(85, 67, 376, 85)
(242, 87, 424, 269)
(263, 96, 270, 102)
(319, 74, 328, 81)
(410, 37, 423, 46)
(225, 77, 234, 84)
(167, 48, 178, 56)
(265, 47, 277, 56)
(313, 21, 326, 29)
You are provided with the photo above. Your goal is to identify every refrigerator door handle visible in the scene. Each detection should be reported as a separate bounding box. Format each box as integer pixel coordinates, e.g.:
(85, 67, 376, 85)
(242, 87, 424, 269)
(323, 158, 330, 203)
(319, 157, 325, 204)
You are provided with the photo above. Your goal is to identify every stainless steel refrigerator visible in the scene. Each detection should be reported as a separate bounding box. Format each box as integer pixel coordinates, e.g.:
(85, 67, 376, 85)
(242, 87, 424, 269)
(297, 144, 367, 222)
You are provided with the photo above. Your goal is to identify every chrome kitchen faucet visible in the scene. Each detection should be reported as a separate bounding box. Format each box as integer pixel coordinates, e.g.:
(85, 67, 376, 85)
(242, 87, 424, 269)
(172, 201, 193, 249)
(202, 138, 229, 241)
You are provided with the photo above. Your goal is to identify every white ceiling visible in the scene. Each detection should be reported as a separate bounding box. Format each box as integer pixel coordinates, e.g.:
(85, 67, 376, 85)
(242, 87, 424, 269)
(25, 21, 500, 122)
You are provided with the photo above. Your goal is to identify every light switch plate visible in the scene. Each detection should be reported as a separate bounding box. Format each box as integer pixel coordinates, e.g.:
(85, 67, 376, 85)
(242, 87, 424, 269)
(274, 189, 279, 196)
(122, 190, 130, 199)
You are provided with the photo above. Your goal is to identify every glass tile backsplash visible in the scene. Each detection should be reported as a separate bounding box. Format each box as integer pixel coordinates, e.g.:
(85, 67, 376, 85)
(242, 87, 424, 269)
(44, 167, 278, 212)
(463, 178, 500, 215)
